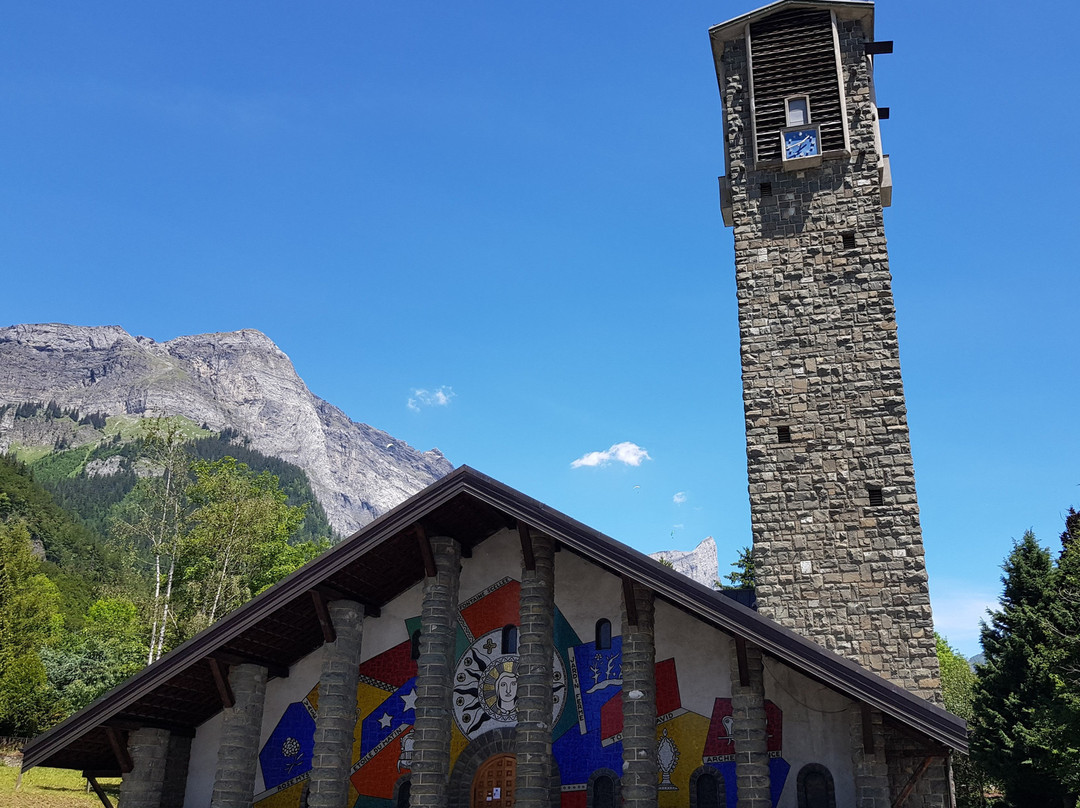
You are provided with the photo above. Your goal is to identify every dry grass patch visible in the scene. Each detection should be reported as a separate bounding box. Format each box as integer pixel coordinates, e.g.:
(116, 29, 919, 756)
(0, 764, 120, 808)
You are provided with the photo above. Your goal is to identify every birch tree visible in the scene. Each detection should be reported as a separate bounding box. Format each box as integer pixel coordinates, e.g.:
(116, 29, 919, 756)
(109, 419, 189, 662)
(178, 457, 307, 637)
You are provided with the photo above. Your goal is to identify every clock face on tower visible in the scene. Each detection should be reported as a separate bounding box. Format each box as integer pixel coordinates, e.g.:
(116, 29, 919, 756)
(782, 128, 819, 160)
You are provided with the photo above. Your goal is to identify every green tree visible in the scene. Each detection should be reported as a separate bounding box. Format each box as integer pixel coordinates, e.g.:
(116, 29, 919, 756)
(109, 420, 191, 662)
(41, 597, 148, 717)
(1043, 520, 1080, 797)
(177, 457, 309, 639)
(0, 518, 62, 735)
(716, 545, 756, 589)
(936, 633, 987, 807)
(970, 531, 1074, 807)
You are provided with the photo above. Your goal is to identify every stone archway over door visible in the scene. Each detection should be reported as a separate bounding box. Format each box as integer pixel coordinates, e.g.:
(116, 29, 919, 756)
(472, 754, 516, 808)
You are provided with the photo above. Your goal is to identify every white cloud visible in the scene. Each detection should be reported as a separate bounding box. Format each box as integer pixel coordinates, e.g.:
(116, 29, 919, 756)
(407, 386, 455, 412)
(673, 491, 687, 505)
(570, 441, 651, 469)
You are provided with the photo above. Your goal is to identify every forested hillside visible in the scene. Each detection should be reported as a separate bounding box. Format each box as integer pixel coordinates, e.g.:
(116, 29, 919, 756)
(0, 406, 336, 737)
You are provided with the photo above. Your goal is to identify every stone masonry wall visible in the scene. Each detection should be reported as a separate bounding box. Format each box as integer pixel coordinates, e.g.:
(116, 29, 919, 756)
(411, 536, 462, 808)
(309, 599, 365, 808)
(515, 531, 557, 808)
(118, 727, 171, 808)
(210, 662, 267, 808)
(620, 583, 657, 808)
(730, 642, 770, 808)
(718, 15, 940, 702)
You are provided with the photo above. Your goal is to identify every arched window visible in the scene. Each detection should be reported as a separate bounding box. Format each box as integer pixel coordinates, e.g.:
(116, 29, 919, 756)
(797, 763, 835, 808)
(689, 767, 724, 808)
(501, 624, 518, 655)
(395, 779, 411, 808)
(587, 769, 620, 808)
(411, 629, 421, 660)
(595, 619, 612, 651)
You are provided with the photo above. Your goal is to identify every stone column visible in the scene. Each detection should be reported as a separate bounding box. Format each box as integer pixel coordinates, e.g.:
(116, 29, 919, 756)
(118, 727, 171, 808)
(211, 662, 268, 808)
(620, 582, 656, 808)
(310, 599, 365, 808)
(730, 639, 770, 808)
(410, 536, 461, 808)
(849, 705, 890, 807)
(160, 734, 192, 808)
(515, 530, 556, 808)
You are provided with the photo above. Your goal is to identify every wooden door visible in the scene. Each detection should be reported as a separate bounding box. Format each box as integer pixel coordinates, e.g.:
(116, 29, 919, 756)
(471, 753, 516, 808)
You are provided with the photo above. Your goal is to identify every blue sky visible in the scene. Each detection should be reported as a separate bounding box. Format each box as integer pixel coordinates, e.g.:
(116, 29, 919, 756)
(2, 1, 1077, 657)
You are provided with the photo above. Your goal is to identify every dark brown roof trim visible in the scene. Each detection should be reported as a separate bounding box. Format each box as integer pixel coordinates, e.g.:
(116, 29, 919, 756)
(23, 465, 966, 771)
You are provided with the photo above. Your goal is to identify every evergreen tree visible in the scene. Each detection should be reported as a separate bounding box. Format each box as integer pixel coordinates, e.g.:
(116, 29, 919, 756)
(970, 532, 1074, 807)
(716, 546, 756, 589)
(936, 633, 987, 807)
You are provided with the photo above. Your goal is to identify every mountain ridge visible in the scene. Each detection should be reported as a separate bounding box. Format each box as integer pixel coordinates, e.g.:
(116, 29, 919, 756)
(0, 323, 453, 535)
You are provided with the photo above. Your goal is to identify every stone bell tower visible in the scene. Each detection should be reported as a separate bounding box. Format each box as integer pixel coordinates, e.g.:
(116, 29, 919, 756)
(709, 0, 940, 701)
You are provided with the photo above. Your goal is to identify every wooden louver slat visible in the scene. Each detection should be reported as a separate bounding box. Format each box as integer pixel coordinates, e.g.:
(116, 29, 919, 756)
(749, 9, 844, 163)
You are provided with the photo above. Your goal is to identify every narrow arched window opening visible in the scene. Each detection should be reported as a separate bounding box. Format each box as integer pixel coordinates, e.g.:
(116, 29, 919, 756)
(593, 775, 615, 808)
(501, 624, 518, 654)
(595, 619, 612, 650)
(694, 770, 723, 808)
(797, 763, 835, 808)
(411, 629, 421, 660)
(396, 780, 411, 808)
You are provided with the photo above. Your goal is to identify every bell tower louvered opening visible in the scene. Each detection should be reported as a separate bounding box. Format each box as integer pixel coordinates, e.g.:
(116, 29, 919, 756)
(749, 8, 844, 163)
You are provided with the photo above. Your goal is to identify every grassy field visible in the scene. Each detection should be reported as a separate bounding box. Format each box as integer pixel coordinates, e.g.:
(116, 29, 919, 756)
(0, 764, 120, 808)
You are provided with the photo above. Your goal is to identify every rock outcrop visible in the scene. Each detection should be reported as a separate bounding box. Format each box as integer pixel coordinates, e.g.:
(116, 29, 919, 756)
(0, 323, 453, 536)
(648, 536, 719, 588)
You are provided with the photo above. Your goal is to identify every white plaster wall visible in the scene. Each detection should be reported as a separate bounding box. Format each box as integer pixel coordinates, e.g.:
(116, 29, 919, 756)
(359, 579, 424, 661)
(458, 528, 519, 603)
(185, 706, 223, 808)
(553, 546, 624, 641)
(653, 598, 733, 716)
(763, 658, 856, 807)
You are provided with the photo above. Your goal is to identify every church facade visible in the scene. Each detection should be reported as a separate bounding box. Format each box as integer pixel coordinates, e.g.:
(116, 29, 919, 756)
(22, 2, 966, 807)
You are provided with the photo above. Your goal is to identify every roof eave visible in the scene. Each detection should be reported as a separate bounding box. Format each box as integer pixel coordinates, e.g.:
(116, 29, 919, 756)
(23, 464, 967, 770)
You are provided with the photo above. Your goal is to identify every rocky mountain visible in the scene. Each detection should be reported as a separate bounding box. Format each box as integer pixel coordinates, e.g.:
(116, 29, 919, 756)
(649, 536, 719, 588)
(0, 323, 453, 536)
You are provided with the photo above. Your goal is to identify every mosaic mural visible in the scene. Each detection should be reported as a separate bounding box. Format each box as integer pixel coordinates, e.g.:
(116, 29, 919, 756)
(252, 576, 792, 808)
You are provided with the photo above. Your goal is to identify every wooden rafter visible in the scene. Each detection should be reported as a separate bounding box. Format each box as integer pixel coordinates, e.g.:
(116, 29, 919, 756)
(862, 704, 876, 755)
(310, 589, 336, 645)
(103, 727, 132, 775)
(207, 658, 235, 709)
(210, 650, 289, 680)
(735, 636, 750, 687)
(85, 774, 114, 808)
(892, 755, 936, 808)
(518, 522, 535, 571)
(414, 524, 437, 578)
(622, 576, 639, 628)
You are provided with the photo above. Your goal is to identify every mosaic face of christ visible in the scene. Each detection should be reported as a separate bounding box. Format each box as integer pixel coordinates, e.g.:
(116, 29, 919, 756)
(495, 669, 518, 712)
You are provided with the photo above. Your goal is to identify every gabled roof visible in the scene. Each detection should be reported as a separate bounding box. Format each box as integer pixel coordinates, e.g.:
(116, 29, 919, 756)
(23, 466, 965, 774)
(709, 0, 875, 47)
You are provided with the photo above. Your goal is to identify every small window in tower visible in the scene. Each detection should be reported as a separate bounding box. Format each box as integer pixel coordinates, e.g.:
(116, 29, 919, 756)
(595, 619, 612, 651)
(777, 425, 792, 444)
(760, 182, 773, 199)
(842, 231, 857, 250)
(785, 95, 811, 127)
(411, 629, 422, 660)
(867, 486, 884, 507)
(501, 624, 519, 654)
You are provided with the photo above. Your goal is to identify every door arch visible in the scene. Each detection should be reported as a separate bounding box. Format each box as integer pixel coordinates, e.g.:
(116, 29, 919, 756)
(471, 753, 516, 808)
